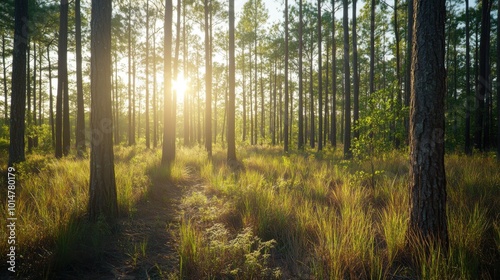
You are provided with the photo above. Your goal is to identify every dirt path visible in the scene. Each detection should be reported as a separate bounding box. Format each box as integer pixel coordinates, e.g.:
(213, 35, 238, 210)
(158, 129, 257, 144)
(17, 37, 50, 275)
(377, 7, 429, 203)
(55, 172, 193, 280)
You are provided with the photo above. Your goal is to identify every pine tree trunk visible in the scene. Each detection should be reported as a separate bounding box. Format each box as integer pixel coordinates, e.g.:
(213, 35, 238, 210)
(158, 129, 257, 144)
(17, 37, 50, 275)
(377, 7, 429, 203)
(318, 0, 323, 151)
(2, 34, 7, 124)
(204, 0, 212, 157)
(407, 0, 448, 251)
(89, 0, 117, 220)
(298, 0, 304, 150)
(145, 0, 151, 149)
(342, 0, 351, 159)
(62, 0, 70, 156)
(352, 0, 359, 141)
(76, 0, 86, 156)
(227, 0, 236, 162)
(475, 0, 492, 151)
(56, 0, 68, 158)
(331, 0, 337, 147)
(162, 0, 174, 165)
(48, 45, 55, 148)
(284, 0, 289, 152)
(8, 0, 28, 165)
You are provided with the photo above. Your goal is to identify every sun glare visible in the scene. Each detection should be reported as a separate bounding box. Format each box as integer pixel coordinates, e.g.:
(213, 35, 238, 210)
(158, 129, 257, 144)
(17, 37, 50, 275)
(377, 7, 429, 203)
(172, 74, 188, 103)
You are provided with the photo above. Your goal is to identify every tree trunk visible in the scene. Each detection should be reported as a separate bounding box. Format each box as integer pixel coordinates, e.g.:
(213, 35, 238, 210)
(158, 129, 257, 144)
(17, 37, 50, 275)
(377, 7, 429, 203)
(242, 45, 247, 142)
(342, 0, 351, 159)
(352, 0, 359, 141)
(2, 34, 7, 124)
(162, 0, 174, 165)
(8, 0, 28, 165)
(76, 0, 86, 156)
(310, 40, 314, 149)
(284, 0, 289, 153)
(465, 0, 471, 155)
(33, 42, 37, 148)
(153, 21, 158, 148)
(405, 0, 413, 144)
(475, 0, 492, 151)
(394, 0, 401, 147)
(407, 0, 448, 251)
(369, 0, 375, 95)
(204, 0, 212, 158)
(183, 0, 189, 146)
(127, 0, 134, 146)
(318, 0, 323, 151)
(48, 45, 55, 147)
(497, 0, 500, 160)
(145, 0, 151, 149)
(227, 0, 236, 162)
(331, 0, 337, 147)
(88, 0, 118, 220)
(62, 0, 70, 156)
(56, 0, 68, 158)
(298, 0, 304, 150)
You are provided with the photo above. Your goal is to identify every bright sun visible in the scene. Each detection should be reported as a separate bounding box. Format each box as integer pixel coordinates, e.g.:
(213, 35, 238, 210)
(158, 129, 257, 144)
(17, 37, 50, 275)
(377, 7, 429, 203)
(172, 74, 188, 103)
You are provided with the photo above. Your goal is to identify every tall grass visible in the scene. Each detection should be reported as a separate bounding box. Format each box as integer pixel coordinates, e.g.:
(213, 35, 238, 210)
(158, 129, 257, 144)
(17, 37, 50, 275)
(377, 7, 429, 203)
(0, 145, 155, 277)
(175, 145, 500, 279)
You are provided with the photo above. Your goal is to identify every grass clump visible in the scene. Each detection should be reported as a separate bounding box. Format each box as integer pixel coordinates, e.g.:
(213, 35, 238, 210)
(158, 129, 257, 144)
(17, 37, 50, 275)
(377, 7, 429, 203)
(0, 145, 155, 277)
(179, 220, 281, 279)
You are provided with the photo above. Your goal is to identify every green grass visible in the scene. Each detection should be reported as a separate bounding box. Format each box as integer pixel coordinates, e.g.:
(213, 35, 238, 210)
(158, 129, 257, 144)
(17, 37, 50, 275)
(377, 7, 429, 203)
(174, 145, 500, 279)
(1, 144, 498, 279)
(0, 145, 155, 277)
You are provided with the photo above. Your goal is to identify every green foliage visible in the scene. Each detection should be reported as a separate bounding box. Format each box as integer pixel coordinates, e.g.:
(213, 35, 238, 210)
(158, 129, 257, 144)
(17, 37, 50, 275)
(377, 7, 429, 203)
(179, 221, 281, 280)
(352, 85, 408, 187)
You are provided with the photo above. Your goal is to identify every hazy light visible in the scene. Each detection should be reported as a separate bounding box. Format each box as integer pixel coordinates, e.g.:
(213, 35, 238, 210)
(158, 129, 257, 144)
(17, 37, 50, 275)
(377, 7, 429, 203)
(172, 73, 188, 103)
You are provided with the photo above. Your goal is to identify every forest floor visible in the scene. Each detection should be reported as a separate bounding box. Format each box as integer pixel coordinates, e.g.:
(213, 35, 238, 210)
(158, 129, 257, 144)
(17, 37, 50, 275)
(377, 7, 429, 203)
(54, 167, 201, 279)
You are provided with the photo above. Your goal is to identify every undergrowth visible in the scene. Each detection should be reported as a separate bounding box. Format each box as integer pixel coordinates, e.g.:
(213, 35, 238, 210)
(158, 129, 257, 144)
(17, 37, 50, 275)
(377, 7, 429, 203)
(175, 145, 500, 279)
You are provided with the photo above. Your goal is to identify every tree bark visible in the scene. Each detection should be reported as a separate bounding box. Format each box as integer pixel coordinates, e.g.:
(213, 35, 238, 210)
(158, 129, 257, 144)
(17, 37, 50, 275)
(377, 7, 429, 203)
(474, 0, 492, 151)
(48, 45, 55, 147)
(56, 0, 68, 158)
(227, 0, 236, 162)
(204, 0, 212, 158)
(342, 0, 351, 159)
(8, 0, 28, 165)
(75, 0, 86, 157)
(88, 0, 118, 220)
(318, 0, 323, 151)
(162, 0, 174, 165)
(330, 0, 336, 147)
(284, 0, 289, 153)
(2, 34, 7, 124)
(407, 0, 448, 251)
(369, 0, 375, 95)
(352, 0, 359, 141)
(145, 0, 151, 149)
(298, 0, 304, 150)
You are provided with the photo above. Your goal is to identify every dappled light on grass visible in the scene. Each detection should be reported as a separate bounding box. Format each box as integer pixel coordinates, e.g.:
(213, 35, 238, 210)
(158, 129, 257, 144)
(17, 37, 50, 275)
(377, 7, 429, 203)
(173, 145, 500, 279)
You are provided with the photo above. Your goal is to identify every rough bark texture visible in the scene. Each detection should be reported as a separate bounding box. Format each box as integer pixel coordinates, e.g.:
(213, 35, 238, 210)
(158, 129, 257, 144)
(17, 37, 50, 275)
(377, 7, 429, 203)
(465, 0, 471, 155)
(162, 0, 174, 165)
(88, 0, 118, 220)
(474, 0, 491, 151)
(227, 0, 236, 162)
(330, 0, 336, 147)
(56, 0, 69, 158)
(342, 0, 351, 159)
(75, 0, 86, 157)
(204, 0, 212, 158)
(352, 0, 359, 140)
(8, 0, 28, 165)
(369, 0, 375, 95)
(284, 0, 289, 153)
(317, 0, 323, 151)
(408, 0, 448, 250)
(298, 0, 303, 150)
